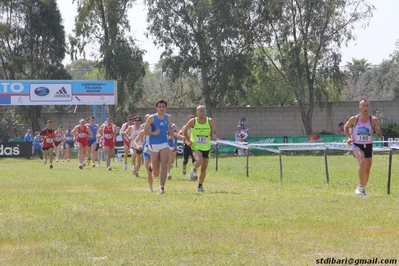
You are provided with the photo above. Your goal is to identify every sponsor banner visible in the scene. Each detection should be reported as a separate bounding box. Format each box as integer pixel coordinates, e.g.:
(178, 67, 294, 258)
(0, 142, 32, 158)
(382, 134, 399, 146)
(0, 80, 116, 105)
(215, 137, 285, 154)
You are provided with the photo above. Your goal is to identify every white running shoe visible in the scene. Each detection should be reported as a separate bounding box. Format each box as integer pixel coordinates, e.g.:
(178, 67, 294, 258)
(55, 157, 58, 162)
(355, 184, 368, 198)
(197, 186, 205, 193)
(124, 163, 127, 171)
(188, 169, 198, 181)
(107, 165, 112, 171)
(43, 158, 47, 165)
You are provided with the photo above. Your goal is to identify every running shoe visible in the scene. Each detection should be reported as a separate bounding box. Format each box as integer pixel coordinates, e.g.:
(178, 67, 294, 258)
(197, 186, 205, 193)
(124, 162, 127, 171)
(49, 164, 53, 169)
(355, 184, 368, 198)
(188, 169, 198, 181)
(158, 187, 165, 194)
(167, 173, 172, 180)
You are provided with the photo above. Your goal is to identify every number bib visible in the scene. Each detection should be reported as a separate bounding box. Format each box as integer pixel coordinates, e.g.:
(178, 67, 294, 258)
(78, 133, 87, 138)
(356, 134, 371, 142)
(196, 135, 208, 144)
(104, 133, 112, 139)
(66, 136, 73, 141)
(46, 138, 53, 143)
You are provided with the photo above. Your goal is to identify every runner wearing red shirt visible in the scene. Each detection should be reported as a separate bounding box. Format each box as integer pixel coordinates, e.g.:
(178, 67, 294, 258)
(98, 117, 118, 170)
(40, 120, 55, 169)
(72, 119, 93, 169)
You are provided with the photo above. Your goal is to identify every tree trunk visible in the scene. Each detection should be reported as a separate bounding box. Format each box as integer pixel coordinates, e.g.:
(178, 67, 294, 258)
(30, 106, 42, 133)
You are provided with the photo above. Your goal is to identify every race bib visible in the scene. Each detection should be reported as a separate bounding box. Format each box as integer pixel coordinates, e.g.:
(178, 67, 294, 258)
(104, 133, 112, 139)
(356, 134, 371, 142)
(196, 135, 208, 144)
(78, 133, 87, 138)
(55, 136, 62, 141)
(66, 136, 73, 141)
(46, 138, 53, 143)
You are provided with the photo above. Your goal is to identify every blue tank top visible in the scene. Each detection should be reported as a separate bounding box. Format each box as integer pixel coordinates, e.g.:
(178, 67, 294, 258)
(88, 124, 97, 141)
(65, 130, 73, 142)
(168, 124, 178, 147)
(149, 114, 169, 145)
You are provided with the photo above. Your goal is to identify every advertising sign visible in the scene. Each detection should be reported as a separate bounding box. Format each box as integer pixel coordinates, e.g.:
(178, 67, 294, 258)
(0, 142, 32, 158)
(0, 80, 116, 105)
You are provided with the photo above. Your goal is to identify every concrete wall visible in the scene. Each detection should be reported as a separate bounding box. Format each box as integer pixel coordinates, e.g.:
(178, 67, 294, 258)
(32, 101, 399, 138)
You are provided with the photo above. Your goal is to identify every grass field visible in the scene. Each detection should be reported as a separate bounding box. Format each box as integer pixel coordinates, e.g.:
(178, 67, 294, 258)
(1, 153, 399, 265)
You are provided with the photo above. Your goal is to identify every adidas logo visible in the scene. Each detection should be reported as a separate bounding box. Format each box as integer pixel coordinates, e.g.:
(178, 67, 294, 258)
(54, 87, 71, 98)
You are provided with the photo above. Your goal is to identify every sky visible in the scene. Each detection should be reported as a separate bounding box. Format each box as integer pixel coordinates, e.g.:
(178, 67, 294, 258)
(57, 0, 399, 67)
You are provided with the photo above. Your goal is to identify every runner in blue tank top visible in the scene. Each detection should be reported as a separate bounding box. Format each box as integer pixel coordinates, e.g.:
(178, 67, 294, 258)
(143, 99, 173, 194)
(87, 116, 99, 167)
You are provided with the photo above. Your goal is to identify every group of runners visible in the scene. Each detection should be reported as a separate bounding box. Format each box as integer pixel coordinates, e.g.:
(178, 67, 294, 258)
(37, 100, 217, 194)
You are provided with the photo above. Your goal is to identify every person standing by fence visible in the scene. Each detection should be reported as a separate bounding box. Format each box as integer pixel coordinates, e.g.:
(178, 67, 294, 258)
(24, 129, 33, 159)
(32, 131, 43, 159)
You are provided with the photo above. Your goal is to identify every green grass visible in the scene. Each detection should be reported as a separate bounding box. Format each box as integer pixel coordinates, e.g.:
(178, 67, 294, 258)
(1, 154, 399, 265)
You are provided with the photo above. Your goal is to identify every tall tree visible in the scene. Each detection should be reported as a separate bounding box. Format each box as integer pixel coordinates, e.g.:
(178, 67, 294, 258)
(71, 0, 145, 123)
(250, 0, 374, 134)
(244, 48, 296, 107)
(0, 0, 70, 132)
(145, 0, 254, 111)
(344, 58, 372, 100)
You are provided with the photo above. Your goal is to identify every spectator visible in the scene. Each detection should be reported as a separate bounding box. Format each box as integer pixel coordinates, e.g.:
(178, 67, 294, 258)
(32, 131, 43, 159)
(337, 122, 345, 135)
(24, 129, 33, 159)
(238, 115, 249, 129)
(234, 124, 248, 156)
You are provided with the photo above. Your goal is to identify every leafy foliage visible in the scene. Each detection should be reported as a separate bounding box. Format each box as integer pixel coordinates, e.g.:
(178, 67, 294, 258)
(71, 0, 145, 122)
(248, 0, 374, 134)
(0, 0, 70, 132)
(146, 0, 254, 109)
(381, 122, 399, 134)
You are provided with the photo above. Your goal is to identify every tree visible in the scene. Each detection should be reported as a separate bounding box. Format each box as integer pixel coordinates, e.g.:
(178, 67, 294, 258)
(0, 0, 70, 133)
(145, 0, 254, 111)
(71, 0, 145, 123)
(250, 0, 374, 134)
(139, 60, 203, 108)
(344, 58, 372, 100)
(244, 48, 296, 107)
